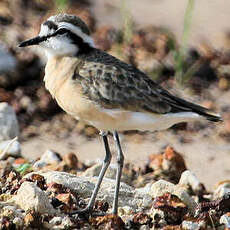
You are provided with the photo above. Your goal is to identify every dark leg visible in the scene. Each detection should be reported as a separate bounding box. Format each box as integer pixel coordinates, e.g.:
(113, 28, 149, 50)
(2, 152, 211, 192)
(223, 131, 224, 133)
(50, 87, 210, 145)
(112, 131, 124, 215)
(73, 131, 112, 215)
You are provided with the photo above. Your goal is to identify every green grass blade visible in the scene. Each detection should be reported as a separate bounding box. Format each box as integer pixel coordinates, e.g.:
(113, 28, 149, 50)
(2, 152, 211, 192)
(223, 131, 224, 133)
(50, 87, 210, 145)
(175, 0, 195, 86)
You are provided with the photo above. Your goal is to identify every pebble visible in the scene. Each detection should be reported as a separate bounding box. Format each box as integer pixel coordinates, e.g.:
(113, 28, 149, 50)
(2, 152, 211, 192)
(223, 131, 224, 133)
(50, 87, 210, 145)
(81, 163, 132, 185)
(0, 204, 24, 224)
(179, 170, 203, 194)
(220, 213, 230, 229)
(0, 43, 16, 73)
(182, 220, 199, 230)
(11, 181, 57, 214)
(150, 179, 197, 213)
(12, 217, 24, 228)
(33, 149, 62, 168)
(49, 216, 62, 225)
(0, 138, 21, 160)
(214, 181, 230, 199)
(0, 102, 19, 141)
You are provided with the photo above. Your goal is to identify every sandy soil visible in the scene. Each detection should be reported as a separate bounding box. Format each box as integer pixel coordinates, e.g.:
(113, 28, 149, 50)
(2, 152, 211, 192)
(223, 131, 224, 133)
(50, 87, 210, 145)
(21, 127, 229, 191)
(21, 0, 230, 191)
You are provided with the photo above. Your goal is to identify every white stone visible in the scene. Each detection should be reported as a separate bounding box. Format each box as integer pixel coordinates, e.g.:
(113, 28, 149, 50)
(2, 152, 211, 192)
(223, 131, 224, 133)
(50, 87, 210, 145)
(46, 216, 74, 229)
(11, 181, 57, 214)
(13, 217, 24, 228)
(25, 171, 153, 211)
(33, 149, 62, 168)
(81, 163, 132, 184)
(179, 170, 202, 193)
(60, 216, 73, 229)
(220, 214, 230, 229)
(182, 220, 199, 230)
(150, 179, 197, 213)
(0, 139, 21, 160)
(0, 103, 19, 141)
(0, 203, 24, 225)
(214, 181, 230, 199)
(49, 216, 62, 225)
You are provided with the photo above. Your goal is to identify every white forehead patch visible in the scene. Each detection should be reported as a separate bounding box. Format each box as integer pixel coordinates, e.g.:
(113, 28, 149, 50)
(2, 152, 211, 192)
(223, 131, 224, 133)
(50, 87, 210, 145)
(47, 15, 56, 22)
(39, 24, 54, 36)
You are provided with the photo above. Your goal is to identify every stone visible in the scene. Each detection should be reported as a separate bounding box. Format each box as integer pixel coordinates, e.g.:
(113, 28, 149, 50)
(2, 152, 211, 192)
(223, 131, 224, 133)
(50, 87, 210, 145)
(80, 162, 102, 177)
(25, 171, 152, 211)
(147, 146, 186, 183)
(63, 152, 80, 169)
(213, 181, 230, 199)
(45, 216, 75, 229)
(11, 181, 57, 214)
(153, 192, 187, 224)
(81, 163, 132, 185)
(0, 103, 19, 141)
(179, 170, 203, 194)
(0, 138, 21, 160)
(49, 216, 62, 225)
(90, 214, 125, 229)
(220, 213, 230, 229)
(150, 180, 197, 213)
(33, 149, 62, 168)
(182, 220, 199, 230)
(0, 43, 16, 73)
(149, 209, 167, 228)
(12, 217, 24, 228)
(0, 203, 24, 228)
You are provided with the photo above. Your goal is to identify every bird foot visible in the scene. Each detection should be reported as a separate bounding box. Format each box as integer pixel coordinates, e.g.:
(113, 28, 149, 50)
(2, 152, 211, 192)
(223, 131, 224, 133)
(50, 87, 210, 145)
(69, 208, 107, 219)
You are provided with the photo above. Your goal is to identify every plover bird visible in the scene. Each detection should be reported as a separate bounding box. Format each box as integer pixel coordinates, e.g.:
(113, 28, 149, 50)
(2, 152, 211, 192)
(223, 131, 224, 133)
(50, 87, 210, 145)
(19, 14, 222, 215)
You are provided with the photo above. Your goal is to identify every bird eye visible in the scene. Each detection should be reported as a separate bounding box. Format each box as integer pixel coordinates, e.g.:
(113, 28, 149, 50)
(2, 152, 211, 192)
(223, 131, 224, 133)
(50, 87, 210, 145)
(56, 28, 68, 35)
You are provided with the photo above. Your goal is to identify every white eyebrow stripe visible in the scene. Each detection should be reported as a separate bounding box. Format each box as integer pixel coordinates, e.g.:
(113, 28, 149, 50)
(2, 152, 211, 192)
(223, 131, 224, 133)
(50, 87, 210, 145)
(58, 22, 95, 47)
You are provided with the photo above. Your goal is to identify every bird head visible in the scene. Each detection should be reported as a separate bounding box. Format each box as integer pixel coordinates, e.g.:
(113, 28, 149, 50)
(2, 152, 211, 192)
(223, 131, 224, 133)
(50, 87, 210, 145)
(18, 14, 94, 57)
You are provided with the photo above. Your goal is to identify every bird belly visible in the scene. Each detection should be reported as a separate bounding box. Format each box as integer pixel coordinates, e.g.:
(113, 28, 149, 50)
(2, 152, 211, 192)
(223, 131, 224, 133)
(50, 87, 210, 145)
(86, 109, 203, 132)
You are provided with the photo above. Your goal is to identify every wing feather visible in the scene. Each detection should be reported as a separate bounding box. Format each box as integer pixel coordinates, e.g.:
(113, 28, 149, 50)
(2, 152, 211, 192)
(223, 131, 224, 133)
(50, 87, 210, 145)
(72, 49, 221, 122)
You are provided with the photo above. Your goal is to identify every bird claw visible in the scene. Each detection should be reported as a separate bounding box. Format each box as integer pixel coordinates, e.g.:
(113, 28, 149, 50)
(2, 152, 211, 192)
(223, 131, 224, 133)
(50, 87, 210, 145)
(69, 208, 107, 219)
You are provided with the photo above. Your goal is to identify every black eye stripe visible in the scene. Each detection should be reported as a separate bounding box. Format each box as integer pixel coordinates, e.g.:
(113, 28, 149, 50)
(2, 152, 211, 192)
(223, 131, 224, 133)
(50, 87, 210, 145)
(55, 28, 69, 35)
(43, 20, 58, 31)
(66, 31, 93, 55)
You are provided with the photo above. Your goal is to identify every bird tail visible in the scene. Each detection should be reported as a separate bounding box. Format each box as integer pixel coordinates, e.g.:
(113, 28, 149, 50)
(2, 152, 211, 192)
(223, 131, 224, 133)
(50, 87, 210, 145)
(160, 90, 223, 122)
(201, 111, 222, 122)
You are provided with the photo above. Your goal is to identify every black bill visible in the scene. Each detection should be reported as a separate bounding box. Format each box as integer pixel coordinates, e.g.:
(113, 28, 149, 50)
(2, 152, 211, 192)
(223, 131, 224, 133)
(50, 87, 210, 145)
(18, 35, 48, 47)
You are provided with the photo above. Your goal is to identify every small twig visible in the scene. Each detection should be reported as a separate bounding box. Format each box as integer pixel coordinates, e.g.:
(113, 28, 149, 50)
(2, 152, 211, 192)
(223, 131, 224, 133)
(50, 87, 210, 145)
(209, 212, 216, 230)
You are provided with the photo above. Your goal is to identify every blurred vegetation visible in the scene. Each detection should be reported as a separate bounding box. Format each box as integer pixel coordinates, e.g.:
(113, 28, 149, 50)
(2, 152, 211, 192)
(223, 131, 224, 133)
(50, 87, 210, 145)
(16, 163, 31, 175)
(174, 0, 195, 86)
(117, 0, 198, 86)
(120, 0, 134, 45)
(55, 0, 68, 13)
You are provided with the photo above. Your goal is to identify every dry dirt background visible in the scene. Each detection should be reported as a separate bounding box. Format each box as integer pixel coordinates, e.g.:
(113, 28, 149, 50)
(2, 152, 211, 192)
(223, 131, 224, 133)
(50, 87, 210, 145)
(20, 0, 230, 191)
(93, 0, 230, 49)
